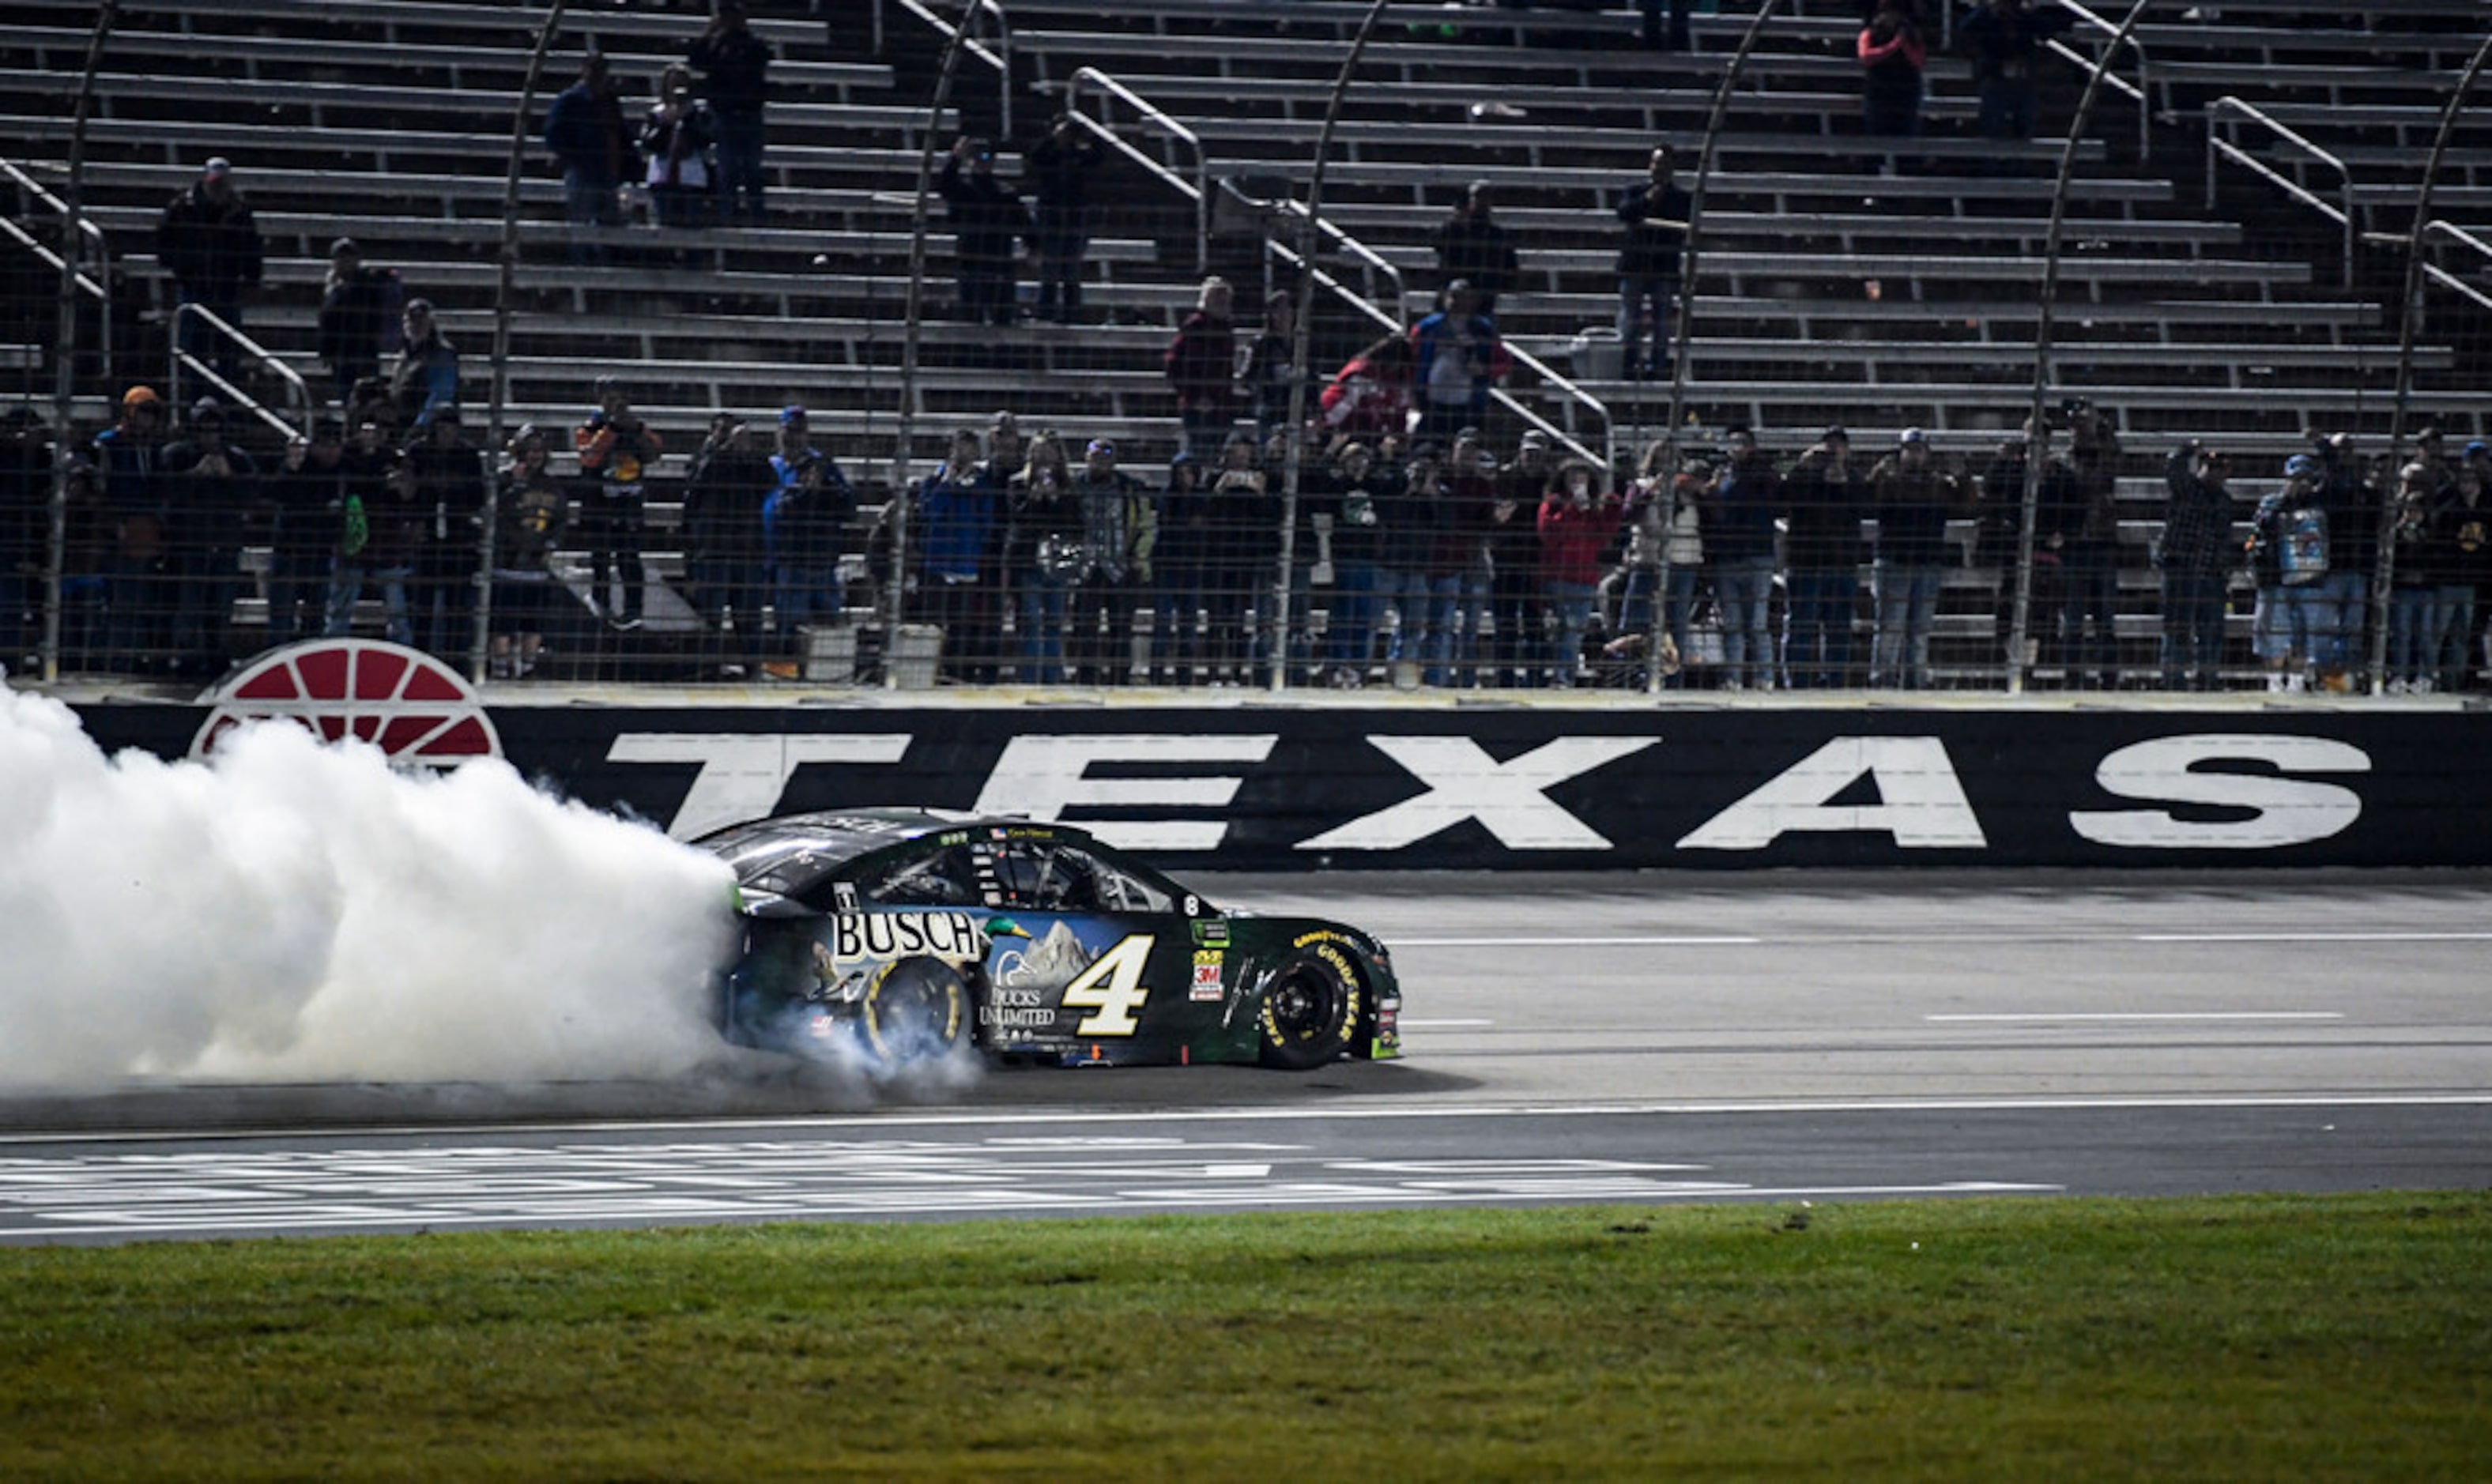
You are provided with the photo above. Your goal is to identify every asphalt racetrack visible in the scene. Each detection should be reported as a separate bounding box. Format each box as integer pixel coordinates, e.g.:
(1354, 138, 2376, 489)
(4, 870, 2489, 1242)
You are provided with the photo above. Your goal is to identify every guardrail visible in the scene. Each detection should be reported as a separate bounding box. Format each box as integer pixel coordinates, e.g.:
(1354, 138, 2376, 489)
(168, 303, 312, 440)
(2053, 0, 2152, 161)
(2, 154, 116, 382)
(2206, 96, 2355, 286)
(888, 0, 1014, 139)
(1065, 66, 1211, 273)
(2418, 218, 2492, 312)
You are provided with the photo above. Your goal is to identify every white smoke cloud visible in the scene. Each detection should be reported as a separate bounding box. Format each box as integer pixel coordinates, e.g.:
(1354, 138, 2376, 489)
(0, 682, 741, 1090)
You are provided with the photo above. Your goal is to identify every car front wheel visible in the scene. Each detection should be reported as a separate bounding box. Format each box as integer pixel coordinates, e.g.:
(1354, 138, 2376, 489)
(1257, 947, 1364, 1071)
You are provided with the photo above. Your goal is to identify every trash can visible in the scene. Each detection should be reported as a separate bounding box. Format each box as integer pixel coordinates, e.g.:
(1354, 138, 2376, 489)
(890, 623, 943, 690)
(802, 623, 858, 684)
(1566, 326, 1623, 381)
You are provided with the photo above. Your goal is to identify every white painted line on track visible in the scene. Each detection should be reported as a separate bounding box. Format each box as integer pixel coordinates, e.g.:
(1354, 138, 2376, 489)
(1925, 1012, 2347, 1023)
(2133, 931, 2492, 944)
(1393, 935, 1761, 947)
(7, 1094, 2490, 1147)
(1401, 1018, 1496, 1028)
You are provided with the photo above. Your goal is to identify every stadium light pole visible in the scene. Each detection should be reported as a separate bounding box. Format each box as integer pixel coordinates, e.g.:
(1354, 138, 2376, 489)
(1272, 0, 1397, 694)
(41, 1, 113, 685)
(2008, 0, 2150, 699)
(1654, 0, 1782, 695)
(486, 0, 570, 684)
(2369, 26, 2492, 695)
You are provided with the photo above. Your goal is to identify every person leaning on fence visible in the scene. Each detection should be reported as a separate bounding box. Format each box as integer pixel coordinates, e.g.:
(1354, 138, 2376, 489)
(545, 51, 639, 260)
(488, 424, 572, 680)
(156, 157, 263, 382)
(687, 0, 772, 225)
(575, 378, 664, 629)
(2157, 441, 2242, 693)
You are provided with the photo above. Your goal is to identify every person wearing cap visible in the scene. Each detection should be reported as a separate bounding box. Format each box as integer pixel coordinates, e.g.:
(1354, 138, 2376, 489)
(156, 397, 260, 672)
(938, 135, 1030, 328)
(1409, 280, 1507, 442)
(89, 388, 175, 670)
(2156, 441, 2241, 692)
(1706, 424, 1785, 691)
(763, 405, 856, 652)
(575, 379, 665, 628)
(1781, 426, 1864, 688)
(1428, 182, 1520, 318)
(155, 157, 263, 382)
(1615, 145, 1691, 382)
(2247, 451, 2333, 691)
(383, 298, 460, 437)
(1067, 438, 1154, 684)
(688, 0, 773, 226)
(488, 424, 571, 680)
(315, 239, 402, 408)
(2302, 429, 2380, 690)
(1866, 427, 1969, 689)
(545, 51, 637, 261)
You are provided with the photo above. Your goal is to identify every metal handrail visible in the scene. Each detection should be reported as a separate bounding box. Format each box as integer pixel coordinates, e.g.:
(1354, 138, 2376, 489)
(2207, 96, 2355, 287)
(2, 154, 115, 379)
(2418, 219, 2492, 313)
(891, 0, 1012, 140)
(2051, 0, 2151, 161)
(1250, 190, 1407, 318)
(1067, 66, 1212, 273)
(167, 302, 312, 439)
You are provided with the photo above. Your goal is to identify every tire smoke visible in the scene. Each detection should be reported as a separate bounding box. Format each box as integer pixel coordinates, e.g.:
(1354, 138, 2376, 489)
(0, 684, 740, 1090)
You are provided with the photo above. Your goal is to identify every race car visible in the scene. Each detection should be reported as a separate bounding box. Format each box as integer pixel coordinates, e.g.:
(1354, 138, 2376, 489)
(698, 809, 1401, 1071)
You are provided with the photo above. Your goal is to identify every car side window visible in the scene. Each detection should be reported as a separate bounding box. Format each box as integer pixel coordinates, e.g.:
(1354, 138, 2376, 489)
(857, 844, 982, 908)
(1065, 846, 1175, 914)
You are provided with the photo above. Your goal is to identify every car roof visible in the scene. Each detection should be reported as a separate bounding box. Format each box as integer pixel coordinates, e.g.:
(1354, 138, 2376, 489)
(696, 808, 1103, 895)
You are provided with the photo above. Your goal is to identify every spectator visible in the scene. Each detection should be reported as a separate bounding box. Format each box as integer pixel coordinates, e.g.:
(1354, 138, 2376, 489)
(1242, 288, 1310, 436)
(1201, 429, 1272, 684)
(488, 424, 571, 680)
(406, 407, 488, 661)
(682, 412, 775, 663)
(2442, 461, 2488, 692)
(2310, 430, 2381, 692)
(574, 378, 664, 628)
(1430, 427, 1499, 686)
(2386, 457, 2457, 694)
(910, 427, 1003, 684)
(1025, 114, 1107, 326)
(1859, 3, 1929, 159)
(1069, 438, 1155, 684)
(937, 136, 1029, 327)
(1310, 440, 1395, 687)
(1537, 455, 1622, 687)
(155, 157, 263, 382)
(1318, 333, 1415, 446)
(640, 63, 718, 230)
(1615, 145, 1691, 382)
(90, 386, 172, 670)
(1409, 280, 1508, 441)
(2156, 443, 2241, 692)
(1, 409, 51, 669)
(315, 239, 402, 409)
(1372, 440, 1442, 682)
(1640, 0, 1693, 51)
(323, 423, 420, 646)
(687, 0, 771, 225)
(1150, 452, 1213, 684)
(386, 298, 458, 436)
(1428, 182, 1521, 316)
(1868, 427, 1967, 689)
(2248, 453, 2331, 692)
(1781, 426, 1864, 689)
(981, 409, 1026, 486)
(159, 397, 258, 674)
(1707, 425, 1785, 691)
(1486, 430, 1552, 687)
(1007, 432, 1080, 684)
(763, 405, 856, 646)
(262, 420, 347, 649)
(545, 51, 636, 259)
(1960, 0, 2074, 157)
(1167, 276, 1240, 458)
(1608, 439, 1706, 687)
(2037, 402, 2121, 690)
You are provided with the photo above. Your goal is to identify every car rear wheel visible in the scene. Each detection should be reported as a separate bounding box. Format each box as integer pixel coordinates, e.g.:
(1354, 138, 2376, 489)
(861, 957, 970, 1066)
(1257, 947, 1364, 1071)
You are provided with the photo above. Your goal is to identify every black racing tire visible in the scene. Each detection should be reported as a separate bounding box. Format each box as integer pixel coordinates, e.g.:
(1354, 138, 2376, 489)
(1257, 946, 1365, 1071)
(859, 957, 971, 1066)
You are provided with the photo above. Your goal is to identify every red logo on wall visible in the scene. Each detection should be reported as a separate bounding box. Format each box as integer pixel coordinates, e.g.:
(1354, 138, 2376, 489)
(189, 640, 503, 763)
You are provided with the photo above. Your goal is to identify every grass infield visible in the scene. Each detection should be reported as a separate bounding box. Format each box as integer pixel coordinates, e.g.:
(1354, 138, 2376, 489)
(1, 1192, 2485, 1480)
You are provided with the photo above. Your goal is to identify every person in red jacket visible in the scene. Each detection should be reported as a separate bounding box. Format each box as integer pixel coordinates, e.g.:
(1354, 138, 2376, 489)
(1165, 276, 1238, 458)
(1537, 457, 1622, 687)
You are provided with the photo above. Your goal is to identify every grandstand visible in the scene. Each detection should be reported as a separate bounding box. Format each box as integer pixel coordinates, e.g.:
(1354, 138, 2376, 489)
(2, 0, 2487, 690)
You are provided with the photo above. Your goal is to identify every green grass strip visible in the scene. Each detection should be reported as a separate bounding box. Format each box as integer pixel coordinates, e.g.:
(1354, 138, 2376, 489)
(2, 1192, 2486, 1480)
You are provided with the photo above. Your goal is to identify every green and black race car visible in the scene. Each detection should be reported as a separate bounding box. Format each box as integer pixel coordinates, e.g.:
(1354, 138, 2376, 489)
(699, 809, 1401, 1071)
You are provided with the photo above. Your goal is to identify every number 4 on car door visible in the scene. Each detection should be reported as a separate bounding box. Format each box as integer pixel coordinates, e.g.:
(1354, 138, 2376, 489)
(1061, 935, 1155, 1036)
